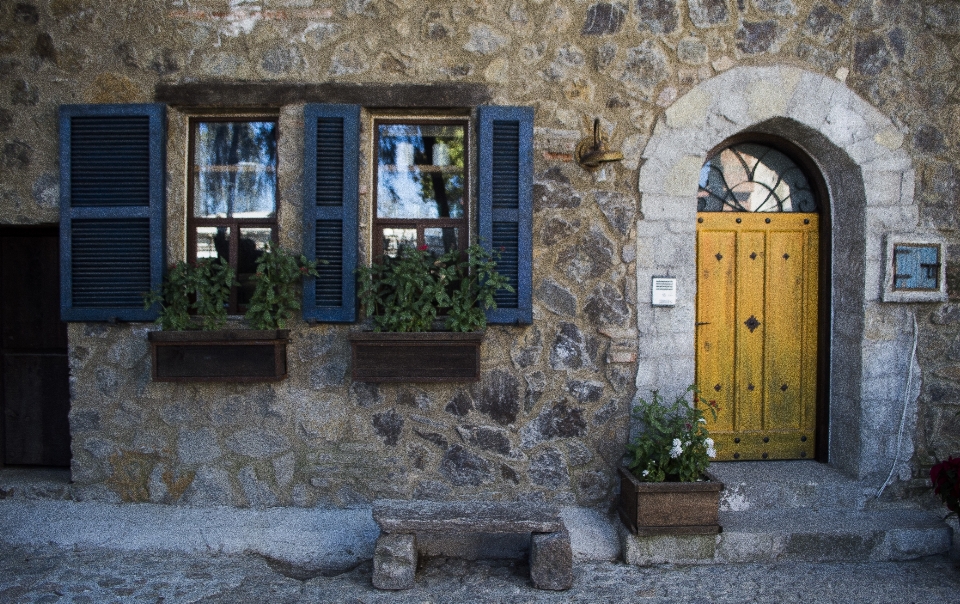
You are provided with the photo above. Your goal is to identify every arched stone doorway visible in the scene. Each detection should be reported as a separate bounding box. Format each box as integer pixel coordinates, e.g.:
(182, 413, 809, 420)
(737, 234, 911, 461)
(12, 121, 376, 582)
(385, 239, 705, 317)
(695, 140, 824, 461)
(635, 66, 919, 482)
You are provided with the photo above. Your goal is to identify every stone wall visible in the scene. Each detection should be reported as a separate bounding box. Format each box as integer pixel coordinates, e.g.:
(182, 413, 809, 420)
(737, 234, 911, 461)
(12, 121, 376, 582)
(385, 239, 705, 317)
(2, 0, 959, 506)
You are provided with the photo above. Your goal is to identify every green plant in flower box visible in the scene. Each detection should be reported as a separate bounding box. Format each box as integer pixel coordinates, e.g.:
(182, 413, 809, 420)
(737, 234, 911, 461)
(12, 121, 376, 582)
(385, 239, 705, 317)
(245, 243, 319, 329)
(356, 243, 512, 333)
(144, 245, 318, 330)
(143, 257, 237, 331)
(626, 387, 719, 483)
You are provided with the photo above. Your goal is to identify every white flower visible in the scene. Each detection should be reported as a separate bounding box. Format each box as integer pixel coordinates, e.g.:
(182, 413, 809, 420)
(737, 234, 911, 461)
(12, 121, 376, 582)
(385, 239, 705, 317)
(669, 438, 683, 458)
(705, 438, 716, 459)
(642, 470, 649, 477)
(698, 418, 707, 423)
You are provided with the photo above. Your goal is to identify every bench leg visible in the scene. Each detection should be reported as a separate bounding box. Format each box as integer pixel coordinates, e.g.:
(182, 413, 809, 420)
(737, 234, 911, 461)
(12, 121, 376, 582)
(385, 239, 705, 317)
(529, 527, 573, 590)
(372, 532, 418, 590)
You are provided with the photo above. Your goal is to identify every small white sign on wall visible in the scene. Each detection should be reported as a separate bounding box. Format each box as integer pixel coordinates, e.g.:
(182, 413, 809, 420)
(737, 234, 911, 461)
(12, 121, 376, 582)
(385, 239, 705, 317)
(651, 277, 677, 306)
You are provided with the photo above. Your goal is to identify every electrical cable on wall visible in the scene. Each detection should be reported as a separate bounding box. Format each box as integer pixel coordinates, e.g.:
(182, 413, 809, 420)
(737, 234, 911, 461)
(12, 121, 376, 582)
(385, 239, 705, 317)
(876, 311, 918, 499)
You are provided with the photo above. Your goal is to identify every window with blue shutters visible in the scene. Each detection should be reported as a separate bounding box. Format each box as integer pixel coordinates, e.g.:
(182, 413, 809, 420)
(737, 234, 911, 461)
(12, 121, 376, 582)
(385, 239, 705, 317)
(301, 104, 533, 326)
(58, 102, 531, 327)
(59, 104, 166, 322)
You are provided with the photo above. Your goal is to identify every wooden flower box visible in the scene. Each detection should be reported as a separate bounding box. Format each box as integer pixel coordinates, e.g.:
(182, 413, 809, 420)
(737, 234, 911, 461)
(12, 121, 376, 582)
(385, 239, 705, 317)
(617, 467, 724, 536)
(148, 329, 289, 382)
(349, 331, 483, 383)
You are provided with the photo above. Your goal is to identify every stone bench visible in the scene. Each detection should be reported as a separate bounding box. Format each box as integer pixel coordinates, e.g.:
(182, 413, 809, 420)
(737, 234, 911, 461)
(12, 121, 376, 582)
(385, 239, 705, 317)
(371, 499, 573, 591)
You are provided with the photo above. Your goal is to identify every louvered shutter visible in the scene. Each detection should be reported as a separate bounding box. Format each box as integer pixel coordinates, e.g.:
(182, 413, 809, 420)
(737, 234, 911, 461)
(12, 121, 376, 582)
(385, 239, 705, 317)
(302, 104, 359, 322)
(478, 106, 533, 325)
(59, 104, 166, 322)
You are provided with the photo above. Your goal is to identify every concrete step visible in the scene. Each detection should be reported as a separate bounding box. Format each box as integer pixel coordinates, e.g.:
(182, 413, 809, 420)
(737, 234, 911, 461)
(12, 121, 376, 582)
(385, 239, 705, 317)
(621, 507, 953, 565)
(709, 461, 903, 512)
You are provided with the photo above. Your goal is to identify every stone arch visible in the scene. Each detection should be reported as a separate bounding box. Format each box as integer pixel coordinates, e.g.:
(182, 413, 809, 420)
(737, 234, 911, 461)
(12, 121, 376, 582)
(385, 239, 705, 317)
(635, 66, 918, 481)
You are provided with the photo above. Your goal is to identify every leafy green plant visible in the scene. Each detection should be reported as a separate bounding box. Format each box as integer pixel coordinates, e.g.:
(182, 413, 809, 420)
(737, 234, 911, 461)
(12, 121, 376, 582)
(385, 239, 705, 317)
(143, 258, 237, 330)
(356, 243, 512, 333)
(443, 244, 511, 332)
(245, 243, 319, 329)
(626, 387, 718, 482)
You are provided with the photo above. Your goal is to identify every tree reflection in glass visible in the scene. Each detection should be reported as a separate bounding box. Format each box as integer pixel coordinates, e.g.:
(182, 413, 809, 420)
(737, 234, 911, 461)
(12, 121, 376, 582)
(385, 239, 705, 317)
(376, 124, 465, 220)
(193, 121, 277, 218)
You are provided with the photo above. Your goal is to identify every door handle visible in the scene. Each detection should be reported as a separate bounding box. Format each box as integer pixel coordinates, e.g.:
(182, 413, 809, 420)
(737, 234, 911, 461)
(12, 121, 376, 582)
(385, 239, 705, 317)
(696, 322, 710, 326)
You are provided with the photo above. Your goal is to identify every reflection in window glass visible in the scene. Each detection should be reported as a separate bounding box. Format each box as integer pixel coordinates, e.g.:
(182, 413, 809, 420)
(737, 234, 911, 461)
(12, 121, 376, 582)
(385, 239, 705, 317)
(196, 226, 230, 260)
(193, 121, 277, 218)
(697, 143, 816, 212)
(382, 228, 418, 258)
(424, 228, 459, 256)
(376, 124, 465, 219)
(237, 228, 272, 307)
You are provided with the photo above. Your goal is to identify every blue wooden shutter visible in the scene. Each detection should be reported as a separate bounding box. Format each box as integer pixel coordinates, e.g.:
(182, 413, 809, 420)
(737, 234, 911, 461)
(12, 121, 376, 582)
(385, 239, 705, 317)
(478, 106, 534, 325)
(59, 104, 166, 322)
(302, 104, 360, 322)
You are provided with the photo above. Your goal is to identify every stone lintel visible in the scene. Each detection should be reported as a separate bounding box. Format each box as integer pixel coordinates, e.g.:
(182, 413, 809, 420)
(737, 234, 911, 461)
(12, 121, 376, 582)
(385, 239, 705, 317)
(155, 82, 492, 108)
(373, 499, 563, 534)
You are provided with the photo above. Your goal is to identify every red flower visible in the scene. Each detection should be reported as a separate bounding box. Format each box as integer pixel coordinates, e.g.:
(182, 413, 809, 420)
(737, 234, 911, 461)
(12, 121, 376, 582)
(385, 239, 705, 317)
(300, 266, 309, 273)
(418, 244, 429, 251)
(931, 456, 960, 515)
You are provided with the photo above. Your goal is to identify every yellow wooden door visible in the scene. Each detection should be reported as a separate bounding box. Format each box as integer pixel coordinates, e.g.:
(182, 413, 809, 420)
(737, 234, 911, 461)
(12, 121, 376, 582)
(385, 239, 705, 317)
(696, 213, 819, 460)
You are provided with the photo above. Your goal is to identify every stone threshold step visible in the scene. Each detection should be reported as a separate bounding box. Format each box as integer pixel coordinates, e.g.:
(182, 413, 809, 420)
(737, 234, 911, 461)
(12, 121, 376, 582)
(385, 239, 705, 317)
(621, 508, 953, 566)
(709, 461, 915, 512)
(0, 469, 73, 501)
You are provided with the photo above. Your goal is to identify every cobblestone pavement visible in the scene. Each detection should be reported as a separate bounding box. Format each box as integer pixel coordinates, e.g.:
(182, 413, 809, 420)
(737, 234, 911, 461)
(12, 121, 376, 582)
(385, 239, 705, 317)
(2, 544, 959, 604)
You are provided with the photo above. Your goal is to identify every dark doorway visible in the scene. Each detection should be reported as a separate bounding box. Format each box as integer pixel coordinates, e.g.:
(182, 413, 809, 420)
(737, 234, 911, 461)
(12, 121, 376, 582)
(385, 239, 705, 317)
(1, 226, 70, 467)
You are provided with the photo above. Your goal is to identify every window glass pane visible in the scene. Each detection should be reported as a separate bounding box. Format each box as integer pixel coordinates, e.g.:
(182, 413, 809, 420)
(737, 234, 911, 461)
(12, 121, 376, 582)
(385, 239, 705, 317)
(196, 226, 230, 260)
(237, 228, 273, 307)
(424, 228, 459, 256)
(376, 123, 465, 219)
(697, 143, 816, 212)
(382, 228, 417, 258)
(193, 121, 277, 219)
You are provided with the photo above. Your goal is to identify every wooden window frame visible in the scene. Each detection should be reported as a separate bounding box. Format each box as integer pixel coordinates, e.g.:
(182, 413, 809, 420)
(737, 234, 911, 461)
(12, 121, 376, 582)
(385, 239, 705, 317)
(371, 117, 471, 259)
(186, 115, 279, 314)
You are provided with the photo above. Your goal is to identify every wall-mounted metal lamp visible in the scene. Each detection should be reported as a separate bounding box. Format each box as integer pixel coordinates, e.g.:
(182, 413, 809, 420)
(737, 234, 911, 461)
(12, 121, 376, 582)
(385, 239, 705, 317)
(575, 118, 624, 171)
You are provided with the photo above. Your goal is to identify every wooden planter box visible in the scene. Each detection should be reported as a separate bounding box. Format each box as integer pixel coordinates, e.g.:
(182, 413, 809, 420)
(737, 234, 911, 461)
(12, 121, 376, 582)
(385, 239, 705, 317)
(148, 329, 289, 382)
(349, 331, 483, 383)
(617, 467, 724, 536)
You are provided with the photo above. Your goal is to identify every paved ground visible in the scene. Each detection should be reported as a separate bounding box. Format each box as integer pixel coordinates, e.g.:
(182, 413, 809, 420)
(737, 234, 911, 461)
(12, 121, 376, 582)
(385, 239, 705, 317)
(2, 543, 959, 604)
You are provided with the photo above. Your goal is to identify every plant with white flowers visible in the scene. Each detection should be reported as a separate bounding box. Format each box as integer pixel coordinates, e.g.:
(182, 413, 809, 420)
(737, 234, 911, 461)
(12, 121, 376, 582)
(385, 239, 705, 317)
(626, 386, 718, 482)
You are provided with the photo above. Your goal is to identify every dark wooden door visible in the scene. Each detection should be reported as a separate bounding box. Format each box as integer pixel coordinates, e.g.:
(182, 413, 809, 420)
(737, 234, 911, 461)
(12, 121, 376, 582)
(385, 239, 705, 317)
(1, 228, 70, 467)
